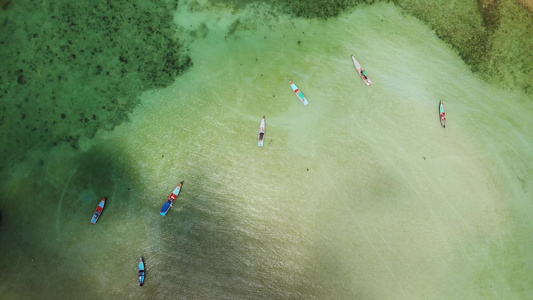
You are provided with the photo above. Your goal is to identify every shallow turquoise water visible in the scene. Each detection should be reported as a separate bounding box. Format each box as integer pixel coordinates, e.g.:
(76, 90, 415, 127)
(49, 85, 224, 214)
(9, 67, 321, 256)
(1, 2, 532, 299)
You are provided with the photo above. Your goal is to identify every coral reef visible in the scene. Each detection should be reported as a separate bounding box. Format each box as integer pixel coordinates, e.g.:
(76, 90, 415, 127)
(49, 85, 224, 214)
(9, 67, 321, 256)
(480, 0, 533, 94)
(0, 0, 191, 170)
(393, 0, 533, 94)
(206, 0, 367, 18)
(393, 0, 489, 71)
(518, 0, 533, 11)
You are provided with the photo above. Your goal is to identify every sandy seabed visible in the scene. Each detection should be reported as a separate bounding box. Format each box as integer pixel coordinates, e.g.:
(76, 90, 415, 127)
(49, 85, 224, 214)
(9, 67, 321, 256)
(1, 1, 532, 299)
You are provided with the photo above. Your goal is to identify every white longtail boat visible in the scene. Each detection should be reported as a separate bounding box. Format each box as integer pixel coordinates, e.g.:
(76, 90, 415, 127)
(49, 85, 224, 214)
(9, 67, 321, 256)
(351, 55, 372, 86)
(258, 116, 265, 146)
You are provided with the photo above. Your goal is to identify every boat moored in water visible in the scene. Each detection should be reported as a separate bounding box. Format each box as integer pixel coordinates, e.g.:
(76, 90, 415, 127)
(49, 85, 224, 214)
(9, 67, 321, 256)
(138, 257, 145, 286)
(290, 81, 310, 106)
(90, 197, 106, 224)
(439, 100, 446, 128)
(160, 181, 184, 216)
(258, 116, 266, 146)
(351, 55, 372, 86)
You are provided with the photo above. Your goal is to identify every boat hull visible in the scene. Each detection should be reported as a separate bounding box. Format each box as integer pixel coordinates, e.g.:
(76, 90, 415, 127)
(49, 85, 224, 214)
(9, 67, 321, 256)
(90, 198, 106, 224)
(160, 200, 173, 216)
(290, 81, 309, 106)
(138, 258, 145, 286)
(258, 117, 265, 146)
(160, 181, 183, 216)
(439, 101, 446, 128)
(351, 55, 372, 86)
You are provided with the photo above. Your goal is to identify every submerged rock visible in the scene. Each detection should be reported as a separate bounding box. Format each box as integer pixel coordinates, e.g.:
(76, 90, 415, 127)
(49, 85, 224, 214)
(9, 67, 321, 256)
(0, 0, 10, 10)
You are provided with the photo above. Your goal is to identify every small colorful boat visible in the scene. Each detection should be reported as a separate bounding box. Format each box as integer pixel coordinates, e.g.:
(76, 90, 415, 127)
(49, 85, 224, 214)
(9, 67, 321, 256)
(439, 100, 446, 128)
(160, 181, 184, 216)
(138, 257, 145, 286)
(351, 55, 372, 86)
(290, 81, 309, 106)
(90, 197, 106, 224)
(258, 116, 266, 146)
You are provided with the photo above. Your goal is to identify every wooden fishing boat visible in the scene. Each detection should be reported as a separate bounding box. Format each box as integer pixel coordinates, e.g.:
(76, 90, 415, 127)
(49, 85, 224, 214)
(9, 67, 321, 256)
(90, 197, 106, 224)
(439, 100, 446, 128)
(290, 81, 310, 106)
(351, 55, 372, 86)
(160, 181, 184, 216)
(258, 116, 266, 146)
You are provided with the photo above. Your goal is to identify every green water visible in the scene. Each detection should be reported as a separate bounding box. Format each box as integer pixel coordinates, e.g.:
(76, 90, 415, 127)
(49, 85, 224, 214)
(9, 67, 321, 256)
(1, 1, 532, 299)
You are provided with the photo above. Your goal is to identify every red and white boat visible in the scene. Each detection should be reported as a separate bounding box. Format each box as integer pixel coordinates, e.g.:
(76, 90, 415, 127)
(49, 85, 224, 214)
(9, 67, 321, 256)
(439, 100, 446, 128)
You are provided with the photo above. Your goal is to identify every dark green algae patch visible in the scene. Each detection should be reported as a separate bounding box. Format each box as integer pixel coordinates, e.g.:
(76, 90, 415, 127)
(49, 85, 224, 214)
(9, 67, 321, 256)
(393, 0, 533, 95)
(0, 0, 191, 170)
(1, 0, 532, 171)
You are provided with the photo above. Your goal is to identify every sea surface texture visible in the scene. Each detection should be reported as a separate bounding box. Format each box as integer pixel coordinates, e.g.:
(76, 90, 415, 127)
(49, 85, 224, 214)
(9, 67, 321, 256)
(1, 0, 532, 299)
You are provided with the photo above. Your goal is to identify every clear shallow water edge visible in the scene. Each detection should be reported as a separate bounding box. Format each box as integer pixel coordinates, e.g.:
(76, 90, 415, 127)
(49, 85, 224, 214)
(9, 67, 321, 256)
(0, 1, 532, 299)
